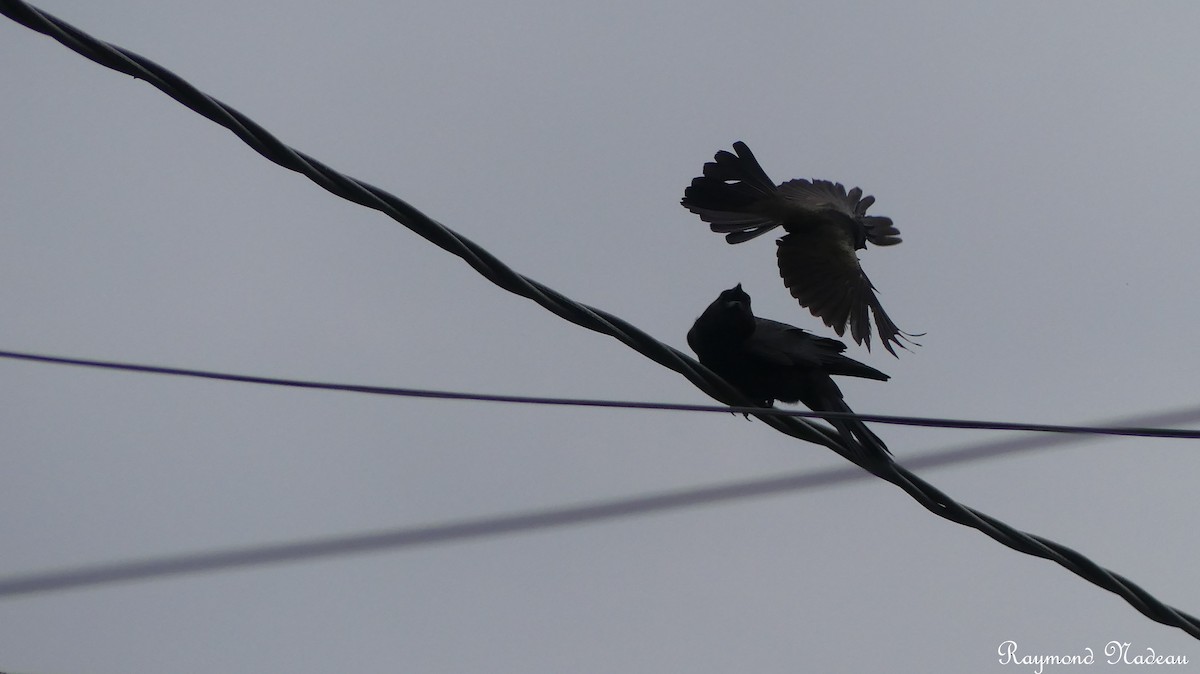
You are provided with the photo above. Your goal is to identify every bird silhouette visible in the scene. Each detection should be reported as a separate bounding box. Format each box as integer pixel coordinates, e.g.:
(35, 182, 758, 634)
(688, 284, 891, 462)
(682, 141, 917, 356)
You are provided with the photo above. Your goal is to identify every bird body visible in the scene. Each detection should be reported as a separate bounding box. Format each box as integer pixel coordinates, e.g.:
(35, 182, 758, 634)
(682, 142, 915, 356)
(688, 285, 891, 461)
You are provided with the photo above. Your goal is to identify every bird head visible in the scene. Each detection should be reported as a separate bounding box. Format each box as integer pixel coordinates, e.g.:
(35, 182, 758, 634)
(697, 284, 757, 341)
(719, 284, 752, 312)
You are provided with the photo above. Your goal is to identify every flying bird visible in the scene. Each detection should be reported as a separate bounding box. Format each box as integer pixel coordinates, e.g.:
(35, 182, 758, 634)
(682, 141, 916, 356)
(688, 284, 891, 462)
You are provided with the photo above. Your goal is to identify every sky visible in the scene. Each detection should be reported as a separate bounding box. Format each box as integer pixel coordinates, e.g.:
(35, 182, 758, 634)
(3, 1, 1200, 672)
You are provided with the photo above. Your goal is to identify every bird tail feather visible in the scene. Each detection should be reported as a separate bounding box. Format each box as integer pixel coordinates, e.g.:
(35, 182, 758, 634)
(681, 142, 781, 242)
(822, 396, 892, 463)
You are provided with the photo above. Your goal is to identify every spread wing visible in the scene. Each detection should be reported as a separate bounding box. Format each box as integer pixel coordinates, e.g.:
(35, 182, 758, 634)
(776, 226, 910, 357)
(775, 179, 860, 218)
(774, 179, 902, 248)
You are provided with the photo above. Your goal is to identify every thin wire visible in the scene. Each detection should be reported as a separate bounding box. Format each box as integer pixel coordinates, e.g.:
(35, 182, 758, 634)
(3, 0, 1198, 638)
(3, 403, 1198, 598)
(4, 348, 1200, 441)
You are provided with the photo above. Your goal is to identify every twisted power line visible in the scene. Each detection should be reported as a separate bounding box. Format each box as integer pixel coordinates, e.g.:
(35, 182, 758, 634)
(3, 0, 1198, 638)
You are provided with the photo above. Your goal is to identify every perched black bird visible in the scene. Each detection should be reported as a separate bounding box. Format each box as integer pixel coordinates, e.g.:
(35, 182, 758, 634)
(682, 141, 916, 356)
(688, 284, 891, 461)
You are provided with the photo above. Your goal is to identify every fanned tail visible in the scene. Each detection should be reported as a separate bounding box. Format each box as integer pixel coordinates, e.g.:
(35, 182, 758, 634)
(681, 141, 782, 242)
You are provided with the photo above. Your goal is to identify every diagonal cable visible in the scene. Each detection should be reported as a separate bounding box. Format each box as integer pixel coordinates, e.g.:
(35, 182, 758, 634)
(2, 0, 1198, 638)
(2, 404, 1199, 598)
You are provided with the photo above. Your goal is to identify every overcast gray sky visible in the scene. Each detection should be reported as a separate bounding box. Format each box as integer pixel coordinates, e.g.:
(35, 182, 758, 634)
(4, 1, 1200, 672)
